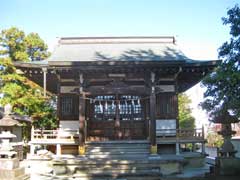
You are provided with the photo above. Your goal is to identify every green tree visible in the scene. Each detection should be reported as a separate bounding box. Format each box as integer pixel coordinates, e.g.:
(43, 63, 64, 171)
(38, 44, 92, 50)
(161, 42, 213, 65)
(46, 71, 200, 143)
(0, 27, 56, 130)
(178, 93, 195, 129)
(201, 4, 240, 119)
(24, 33, 50, 61)
(0, 27, 28, 61)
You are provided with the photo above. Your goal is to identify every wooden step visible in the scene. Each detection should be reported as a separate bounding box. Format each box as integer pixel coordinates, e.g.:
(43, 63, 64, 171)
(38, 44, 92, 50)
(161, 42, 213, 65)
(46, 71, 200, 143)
(86, 141, 150, 159)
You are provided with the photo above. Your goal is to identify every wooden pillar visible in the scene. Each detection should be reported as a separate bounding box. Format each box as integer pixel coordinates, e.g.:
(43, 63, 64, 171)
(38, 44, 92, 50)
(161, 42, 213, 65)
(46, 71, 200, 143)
(56, 72, 61, 128)
(42, 67, 47, 98)
(115, 94, 121, 139)
(201, 125, 205, 154)
(79, 73, 86, 155)
(150, 72, 157, 154)
(79, 94, 85, 145)
(174, 67, 181, 129)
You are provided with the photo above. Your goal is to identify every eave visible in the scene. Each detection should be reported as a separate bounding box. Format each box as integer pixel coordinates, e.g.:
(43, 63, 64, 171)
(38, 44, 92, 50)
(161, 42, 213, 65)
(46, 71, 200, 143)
(14, 60, 220, 94)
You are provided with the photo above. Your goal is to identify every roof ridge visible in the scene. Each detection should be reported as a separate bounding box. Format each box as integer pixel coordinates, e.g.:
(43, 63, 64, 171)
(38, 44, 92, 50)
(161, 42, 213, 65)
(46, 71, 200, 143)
(59, 36, 176, 44)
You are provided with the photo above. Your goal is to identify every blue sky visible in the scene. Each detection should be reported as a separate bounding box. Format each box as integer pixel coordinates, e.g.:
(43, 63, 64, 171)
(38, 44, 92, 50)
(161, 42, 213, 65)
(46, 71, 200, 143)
(1, 0, 238, 46)
(1, 0, 239, 127)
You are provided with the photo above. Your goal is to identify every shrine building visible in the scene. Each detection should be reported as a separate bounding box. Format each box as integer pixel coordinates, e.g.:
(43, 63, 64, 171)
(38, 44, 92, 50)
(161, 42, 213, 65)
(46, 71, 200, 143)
(15, 36, 218, 156)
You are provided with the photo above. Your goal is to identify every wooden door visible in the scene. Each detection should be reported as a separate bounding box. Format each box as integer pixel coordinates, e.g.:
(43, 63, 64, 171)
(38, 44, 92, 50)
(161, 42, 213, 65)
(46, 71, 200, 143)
(87, 95, 146, 141)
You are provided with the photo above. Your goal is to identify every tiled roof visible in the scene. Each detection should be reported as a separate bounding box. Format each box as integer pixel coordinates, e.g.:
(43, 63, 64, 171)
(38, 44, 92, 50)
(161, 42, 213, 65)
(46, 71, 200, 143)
(47, 36, 194, 62)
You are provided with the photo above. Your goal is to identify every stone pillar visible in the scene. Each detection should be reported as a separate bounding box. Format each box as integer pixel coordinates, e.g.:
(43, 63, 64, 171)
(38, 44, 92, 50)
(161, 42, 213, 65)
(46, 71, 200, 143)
(192, 143, 196, 152)
(150, 72, 157, 154)
(30, 144, 35, 156)
(56, 144, 61, 156)
(176, 142, 180, 155)
(201, 143, 205, 154)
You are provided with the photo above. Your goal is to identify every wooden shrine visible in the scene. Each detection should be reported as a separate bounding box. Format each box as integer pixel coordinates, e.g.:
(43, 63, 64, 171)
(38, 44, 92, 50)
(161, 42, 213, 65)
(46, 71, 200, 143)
(15, 36, 218, 155)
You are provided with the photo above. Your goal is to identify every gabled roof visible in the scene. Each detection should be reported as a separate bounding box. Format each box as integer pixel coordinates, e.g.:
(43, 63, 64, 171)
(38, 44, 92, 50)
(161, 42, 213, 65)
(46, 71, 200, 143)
(14, 36, 219, 67)
(47, 36, 194, 63)
(13, 36, 220, 93)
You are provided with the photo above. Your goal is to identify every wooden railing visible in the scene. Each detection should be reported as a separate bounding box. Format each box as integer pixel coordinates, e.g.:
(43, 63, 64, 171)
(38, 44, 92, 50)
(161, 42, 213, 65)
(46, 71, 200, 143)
(30, 126, 204, 144)
(31, 127, 79, 144)
(156, 127, 205, 142)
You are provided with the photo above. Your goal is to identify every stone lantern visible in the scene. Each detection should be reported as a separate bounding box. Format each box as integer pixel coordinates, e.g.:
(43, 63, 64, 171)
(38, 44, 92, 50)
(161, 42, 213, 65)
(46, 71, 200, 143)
(0, 130, 29, 179)
(0, 104, 22, 131)
(0, 104, 30, 179)
(211, 111, 239, 157)
(0, 104, 24, 160)
(211, 110, 240, 175)
(0, 131, 17, 158)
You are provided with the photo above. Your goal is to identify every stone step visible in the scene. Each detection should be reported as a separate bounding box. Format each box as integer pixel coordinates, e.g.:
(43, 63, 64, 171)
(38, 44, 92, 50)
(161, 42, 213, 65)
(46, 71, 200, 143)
(86, 149, 149, 154)
(74, 167, 161, 174)
(62, 163, 163, 169)
(53, 156, 184, 165)
(52, 174, 161, 180)
(52, 156, 183, 178)
(86, 142, 150, 157)
(86, 146, 150, 150)
(86, 140, 149, 144)
(86, 154, 150, 159)
(53, 168, 162, 176)
(86, 147, 149, 150)
(86, 150, 149, 155)
(86, 142, 150, 148)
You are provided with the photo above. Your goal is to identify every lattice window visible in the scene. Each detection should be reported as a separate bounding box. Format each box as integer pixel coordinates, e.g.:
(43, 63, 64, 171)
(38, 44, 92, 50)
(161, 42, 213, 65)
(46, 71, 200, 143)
(61, 97, 73, 116)
(156, 93, 177, 119)
(92, 95, 144, 121)
(93, 95, 116, 121)
(60, 95, 79, 120)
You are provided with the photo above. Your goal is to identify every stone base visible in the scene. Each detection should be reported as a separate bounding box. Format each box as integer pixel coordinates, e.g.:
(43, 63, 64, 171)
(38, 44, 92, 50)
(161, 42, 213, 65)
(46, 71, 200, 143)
(183, 153, 206, 168)
(0, 167, 29, 180)
(150, 145, 157, 154)
(0, 158, 19, 170)
(78, 145, 85, 155)
(216, 157, 240, 175)
(159, 162, 182, 175)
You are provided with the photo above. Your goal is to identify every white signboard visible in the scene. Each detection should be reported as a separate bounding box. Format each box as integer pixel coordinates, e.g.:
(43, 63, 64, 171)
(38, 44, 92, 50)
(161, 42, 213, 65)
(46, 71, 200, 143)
(59, 120, 79, 130)
(156, 119, 176, 136)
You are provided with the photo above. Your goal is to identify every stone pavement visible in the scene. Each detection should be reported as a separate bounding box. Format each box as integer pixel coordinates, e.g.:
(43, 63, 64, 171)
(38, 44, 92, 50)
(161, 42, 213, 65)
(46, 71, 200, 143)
(20, 159, 240, 180)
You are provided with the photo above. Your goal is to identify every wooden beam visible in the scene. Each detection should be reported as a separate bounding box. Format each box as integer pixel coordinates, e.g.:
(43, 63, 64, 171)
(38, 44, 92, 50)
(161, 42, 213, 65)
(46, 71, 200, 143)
(85, 86, 150, 96)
